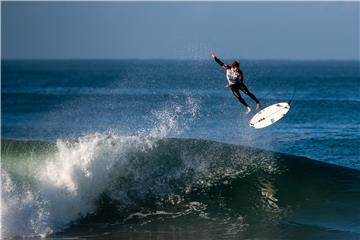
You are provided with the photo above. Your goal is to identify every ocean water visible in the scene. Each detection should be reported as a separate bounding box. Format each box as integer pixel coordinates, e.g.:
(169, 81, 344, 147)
(1, 60, 360, 239)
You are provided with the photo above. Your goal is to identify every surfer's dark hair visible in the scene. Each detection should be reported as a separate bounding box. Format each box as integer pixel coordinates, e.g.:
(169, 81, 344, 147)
(231, 61, 240, 68)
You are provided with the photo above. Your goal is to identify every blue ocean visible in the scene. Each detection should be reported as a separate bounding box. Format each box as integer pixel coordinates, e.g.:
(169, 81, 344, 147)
(2, 60, 360, 239)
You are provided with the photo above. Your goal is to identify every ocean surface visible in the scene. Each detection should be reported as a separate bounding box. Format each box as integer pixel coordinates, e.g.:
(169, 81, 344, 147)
(1, 60, 360, 239)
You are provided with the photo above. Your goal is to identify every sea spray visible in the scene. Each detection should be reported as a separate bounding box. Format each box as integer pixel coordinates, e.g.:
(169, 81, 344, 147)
(140, 96, 201, 140)
(1, 169, 52, 238)
(1, 97, 201, 238)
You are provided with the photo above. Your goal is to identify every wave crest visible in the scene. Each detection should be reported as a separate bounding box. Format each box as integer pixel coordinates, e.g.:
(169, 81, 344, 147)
(2, 136, 360, 238)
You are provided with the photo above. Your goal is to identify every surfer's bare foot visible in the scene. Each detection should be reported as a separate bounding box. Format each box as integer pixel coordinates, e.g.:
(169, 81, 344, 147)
(256, 103, 260, 110)
(246, 106, 252, 113)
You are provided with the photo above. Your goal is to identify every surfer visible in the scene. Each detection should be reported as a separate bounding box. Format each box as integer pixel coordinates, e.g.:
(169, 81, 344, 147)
(211, 51, 260, 113)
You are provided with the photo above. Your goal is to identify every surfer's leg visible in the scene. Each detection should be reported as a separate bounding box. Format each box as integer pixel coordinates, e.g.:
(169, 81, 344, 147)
(231, 88, 249, 107)
(240, 84, 260, 104)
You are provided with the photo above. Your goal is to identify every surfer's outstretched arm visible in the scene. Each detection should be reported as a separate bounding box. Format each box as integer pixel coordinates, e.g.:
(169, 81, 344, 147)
(211, 52, 230, 70)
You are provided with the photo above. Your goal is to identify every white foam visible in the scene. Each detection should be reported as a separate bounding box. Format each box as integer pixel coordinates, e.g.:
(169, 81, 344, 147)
(1, 169, 52, 238)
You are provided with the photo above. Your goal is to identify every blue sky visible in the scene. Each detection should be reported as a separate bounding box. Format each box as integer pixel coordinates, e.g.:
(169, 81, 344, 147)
(1, 1, 359, 60)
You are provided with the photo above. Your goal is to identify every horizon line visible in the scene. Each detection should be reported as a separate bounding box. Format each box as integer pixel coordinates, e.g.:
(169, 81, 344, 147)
(2, 58, 360, 62)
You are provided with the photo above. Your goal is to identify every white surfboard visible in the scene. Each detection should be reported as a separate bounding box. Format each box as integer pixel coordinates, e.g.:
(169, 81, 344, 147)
(250, 102, 290, 129)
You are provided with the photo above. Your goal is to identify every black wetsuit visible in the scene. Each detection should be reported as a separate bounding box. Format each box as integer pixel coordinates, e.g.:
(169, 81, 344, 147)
(213, 56, 260, 108)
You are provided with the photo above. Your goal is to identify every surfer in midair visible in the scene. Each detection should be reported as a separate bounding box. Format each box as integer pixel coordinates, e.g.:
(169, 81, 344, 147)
(211, 51, 260, 113)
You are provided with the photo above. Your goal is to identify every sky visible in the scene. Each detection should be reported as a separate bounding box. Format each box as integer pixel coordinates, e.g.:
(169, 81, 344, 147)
(1, 1, 359, 60)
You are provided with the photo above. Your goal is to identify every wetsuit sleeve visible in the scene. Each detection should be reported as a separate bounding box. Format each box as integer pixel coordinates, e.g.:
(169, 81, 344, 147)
(213, 56, 230, 70)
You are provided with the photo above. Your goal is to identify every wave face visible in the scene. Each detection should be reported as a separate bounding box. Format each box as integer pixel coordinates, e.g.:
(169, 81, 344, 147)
(2, 136, 360, 239)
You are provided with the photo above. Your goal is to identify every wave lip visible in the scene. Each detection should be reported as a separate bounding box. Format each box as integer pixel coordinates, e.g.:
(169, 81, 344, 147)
(2, 137, 360, 239)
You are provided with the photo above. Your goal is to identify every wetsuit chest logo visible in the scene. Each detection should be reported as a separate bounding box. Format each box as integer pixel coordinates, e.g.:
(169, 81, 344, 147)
(226, 70, 240, 82)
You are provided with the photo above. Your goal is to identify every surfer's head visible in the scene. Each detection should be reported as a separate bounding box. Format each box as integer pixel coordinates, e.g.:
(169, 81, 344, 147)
(231, 61, 240, 71)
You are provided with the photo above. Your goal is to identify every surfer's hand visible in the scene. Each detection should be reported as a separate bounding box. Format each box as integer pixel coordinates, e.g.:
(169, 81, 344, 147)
(211, 51, 216, 58)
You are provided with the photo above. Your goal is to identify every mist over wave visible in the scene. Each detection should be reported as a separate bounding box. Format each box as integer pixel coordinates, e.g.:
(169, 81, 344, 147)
(2, 97, 202, 238)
